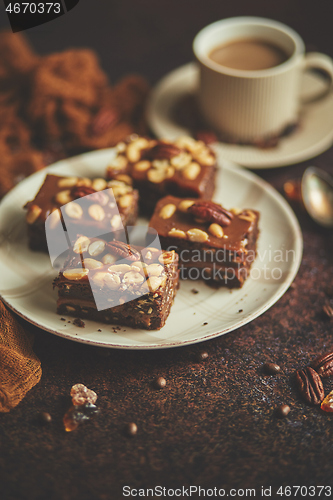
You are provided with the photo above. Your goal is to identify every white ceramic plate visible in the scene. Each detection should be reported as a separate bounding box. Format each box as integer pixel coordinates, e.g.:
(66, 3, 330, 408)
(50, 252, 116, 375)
(0, 148, 302, 349)
(147, 62, 333, 168)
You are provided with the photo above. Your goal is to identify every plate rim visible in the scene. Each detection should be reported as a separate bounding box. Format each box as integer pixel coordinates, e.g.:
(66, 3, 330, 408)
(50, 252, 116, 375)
(146, 62, 333, 169)
(0, 149, 303, 350)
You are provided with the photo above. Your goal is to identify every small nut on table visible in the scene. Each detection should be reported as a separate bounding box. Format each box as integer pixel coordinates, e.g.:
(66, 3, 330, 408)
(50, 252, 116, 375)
(26, 205, 42, 224)
(159, 203, 176, 219)
(187, 228, 209, 243)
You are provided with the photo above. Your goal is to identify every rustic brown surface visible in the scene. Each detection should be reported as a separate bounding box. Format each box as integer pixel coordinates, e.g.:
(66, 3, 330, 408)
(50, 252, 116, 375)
(1, 1, 333, 499)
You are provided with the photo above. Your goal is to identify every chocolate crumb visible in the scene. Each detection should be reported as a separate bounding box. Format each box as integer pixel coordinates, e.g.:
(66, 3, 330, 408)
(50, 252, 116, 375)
(324, 285, 333, 297)
(275, 404, 291, 418)
(191, 288, 199, 294)
(97, 329, 102, 332)
(60, 318, 66, 321)
(73, 318, 85, 328)
(197, 351, 209, 362)
(124, 422, 137, 437)
(39, 411, 52, 424)
(238, 309, 243, 313)
(263, 362, 281, 375)
(154, 376, 166, 389)
(203, 322, 208, 325)
(323, 303, 333, 319)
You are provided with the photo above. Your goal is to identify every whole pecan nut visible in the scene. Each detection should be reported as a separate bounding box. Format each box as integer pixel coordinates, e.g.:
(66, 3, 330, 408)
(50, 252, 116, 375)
(144, 142, 182, 160)
(107, 241, 140, 261)
(311, 351, 333, 378)
(71, 185, 96, 199)
(188, 201, 234, 227)
(295, 366, 324, 405)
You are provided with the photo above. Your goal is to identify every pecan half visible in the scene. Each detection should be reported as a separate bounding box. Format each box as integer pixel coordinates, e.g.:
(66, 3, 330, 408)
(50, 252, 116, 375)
(188, 201, 234, 227)
(295, 366, 324, 405)
(71, 185, 96, 199)
(312, 351, 333, 378)
(107, 241, 140, 261)
(144, 142, 182, 160)
(90, 107, 120, 136)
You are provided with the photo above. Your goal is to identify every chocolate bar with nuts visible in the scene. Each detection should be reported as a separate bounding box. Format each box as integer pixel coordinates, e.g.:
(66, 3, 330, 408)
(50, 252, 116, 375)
(149, 196, 260, 288)
(53, 237, 179, 330)
(106, 135, 217, 214)
(24, 174, 138, 252)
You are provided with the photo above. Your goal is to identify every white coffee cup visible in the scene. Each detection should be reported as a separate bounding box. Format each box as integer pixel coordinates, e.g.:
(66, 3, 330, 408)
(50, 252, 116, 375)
(193, 17, 333, 142)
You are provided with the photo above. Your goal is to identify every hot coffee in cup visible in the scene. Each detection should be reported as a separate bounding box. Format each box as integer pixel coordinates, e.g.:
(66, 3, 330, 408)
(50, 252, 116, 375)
(193, 17, 333, 143)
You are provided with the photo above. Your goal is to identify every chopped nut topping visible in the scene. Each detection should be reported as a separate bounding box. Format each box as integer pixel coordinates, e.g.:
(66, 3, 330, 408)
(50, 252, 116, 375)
(47, 208, 61, 229)
(73, 236, 90, 254)
(26, 205, 42, 224)
(83, 258, 103, 270)
(186, 228, 209, 243)
(134, 160, 151, 172)
(118, 194, 133, 209)
(159, 203, 177, 219)
(168, 228, 187, 239)
(56, 189, 72, 205)
(88, 204, 105, 221)
(208, 223, 224, 238)
(64, 202, 83, 219)
(182, 162, 201, 180)
(88, 240, 106, 257)
(63, 268, 89, 280)
(178, 199, 195, 212)
(92, 178, 107, 191)
(57, 176, 78, 188)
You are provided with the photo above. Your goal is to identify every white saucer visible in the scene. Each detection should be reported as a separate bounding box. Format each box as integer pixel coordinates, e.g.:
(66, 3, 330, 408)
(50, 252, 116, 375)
(147, 62, 333, 169)
(0, 149, 302, 349)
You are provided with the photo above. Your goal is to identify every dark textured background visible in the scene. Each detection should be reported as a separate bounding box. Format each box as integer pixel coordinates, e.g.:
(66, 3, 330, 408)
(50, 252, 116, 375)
(1, 1, 333, 499)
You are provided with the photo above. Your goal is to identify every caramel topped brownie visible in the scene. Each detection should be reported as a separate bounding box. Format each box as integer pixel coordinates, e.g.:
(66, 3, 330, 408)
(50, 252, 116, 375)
(149, 196, 260, 288)
(53, 237, 179, 330)
(24, 174, 138, 251)
(106, 135, 217, 213)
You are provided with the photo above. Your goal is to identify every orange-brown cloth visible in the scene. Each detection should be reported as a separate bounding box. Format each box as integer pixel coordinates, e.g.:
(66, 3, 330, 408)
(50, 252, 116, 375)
(0, 300, 41, 412)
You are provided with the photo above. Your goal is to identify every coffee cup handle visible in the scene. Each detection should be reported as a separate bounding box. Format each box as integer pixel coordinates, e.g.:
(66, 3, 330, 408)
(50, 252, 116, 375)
(301, 52, 333, 104)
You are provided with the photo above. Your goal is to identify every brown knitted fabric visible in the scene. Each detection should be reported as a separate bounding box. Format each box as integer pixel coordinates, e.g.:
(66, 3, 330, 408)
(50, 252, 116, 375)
(0, 300, 41, 412)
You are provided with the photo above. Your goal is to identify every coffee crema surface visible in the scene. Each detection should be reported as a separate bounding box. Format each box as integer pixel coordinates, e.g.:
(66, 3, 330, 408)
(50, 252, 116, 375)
(208, 38, 289, 71)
